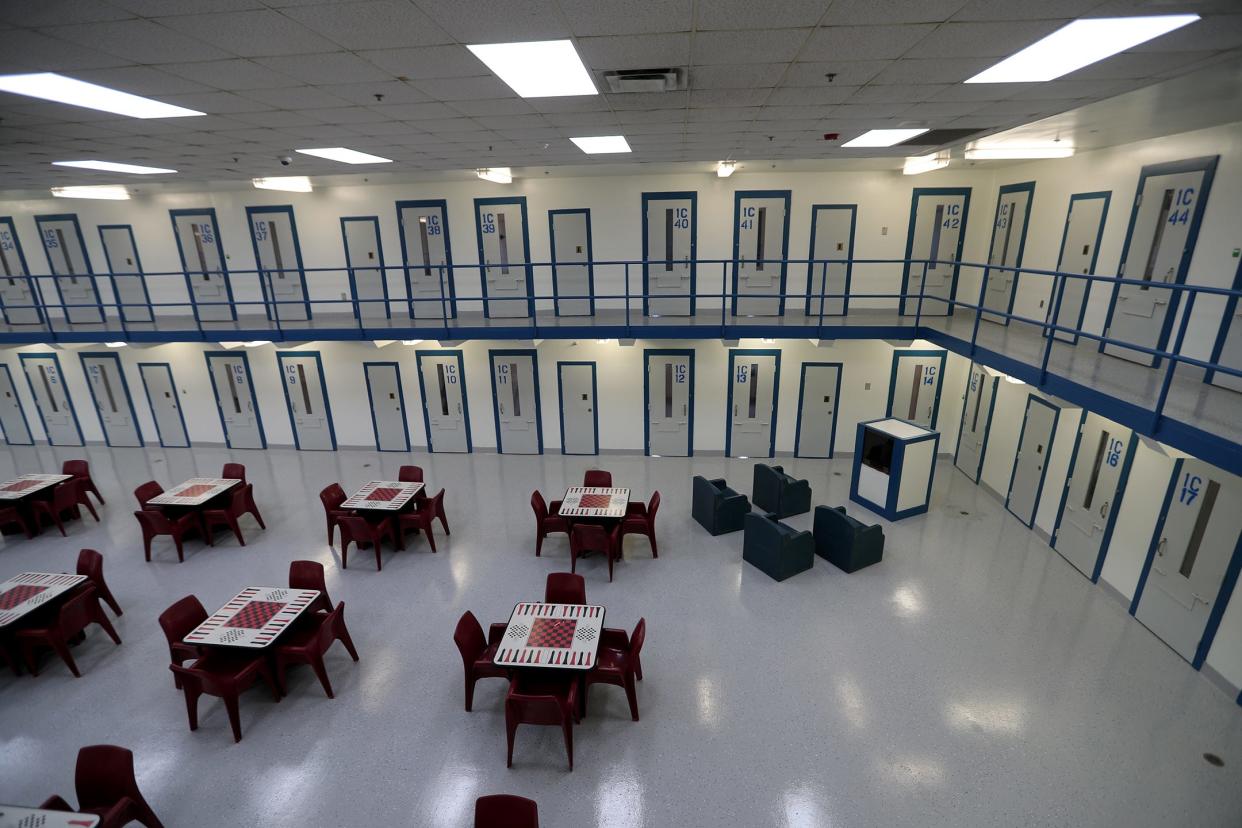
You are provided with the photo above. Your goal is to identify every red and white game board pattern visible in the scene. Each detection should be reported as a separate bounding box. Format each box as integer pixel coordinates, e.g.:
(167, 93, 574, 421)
(0, 474, 72, 501)
(0, 804, 100, 827)
(0, 572, 87, 627)
(184, 587, 319, 648)
(558, 487, 630, 518)
(494, 602, 605, 670)
(342, 480, 424, 511)
(146, 478, 240, 507)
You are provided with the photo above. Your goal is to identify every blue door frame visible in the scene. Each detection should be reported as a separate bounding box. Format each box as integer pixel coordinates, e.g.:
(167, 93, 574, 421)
(395, 199, 457, 319)
(18, 351, 85, 446)
(97, 224, 155, 323)
(900, 187, 971, 316)
(363, 361, 411, 452)
(793, 361, 843, 458)
(246, 204, 311, 321)
(804, 204, 856, 317)
(1050, 422, 1136, 583)
(643, 348, 695, 457)
(276, 350, 337, 451)
(982, 181, 1036, 327)
(641, 192, 698, 317)
(548, 208, 596, 316)
(488, 348, 543, 454)
(1045, 191, 1110, 344)
(137, 361, 190, 448)
(1004, 394, 1060, 528)
(203, 350, 267, 449)
(952, 364, 999, 483)
(556, 360, 599, 456)
(725, 348, 781, 457)
(340, 216, 391, 320)
(885, 349, 947, 427)
(731, 190, 791, 316)
(34, 213, 102, 321)
(0, 216, 44, 325)
(78, 351, 144, 447)
(414, 349, 472, 453)
(169, 208, 238, 323)
(0, 363, 34, 445)
(474, 196, 535, 319)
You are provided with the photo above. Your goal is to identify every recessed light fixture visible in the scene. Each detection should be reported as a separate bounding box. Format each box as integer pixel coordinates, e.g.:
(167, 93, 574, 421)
(966, 15, 1199, 83)
(0, 72, 204, 118)
(964, 146, 1074, 160)
(401, 339, 424, 346)
(476, 167, 513, 184)
(295, 147, 392, 164)
(50, 185, 129, 200)
(902, 153, 950, 175)
(842, 128, 929, 148)
(53, 160, 177, 175)
(242, 340, 272, 348)
(252, 176, 312, 193)
(466, 40, 597, 98)
(104, 342, 126, 348)
(1004, 375, 1025, 385)
(570, 135, 631, 154)
(716, 160, 736, 178)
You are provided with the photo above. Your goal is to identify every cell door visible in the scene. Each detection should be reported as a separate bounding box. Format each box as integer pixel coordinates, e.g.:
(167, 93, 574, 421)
(550, 209, 593, 316)
(558, 362, 597, 455)
(20, 353, 83, 446)
(98, 225, 152, 323)
(954, 364, 998, 482)
(80, 353, 142, 447)
(1048, 193, 1109, 343)
(887, 350, 945, 428)
(728, 351, 778, 458)
(643, 192, 696, 316)
(0, 364, 33, 445)
(795, 363, 840, 459)
(397, 200, 454, 320)
(645, 351, 692, 457)
(205, 353, 265, 449)
(476, 198, 532, 318)
(1104, 157, 1218, 366)
(342, 217, 388, 320)
(0, 217, 42, 324)
(364, 362, 409, 452)
(981, 182, 1034, 324)
(1135, 459, 1242, 663)
(733, 191, 789, 317)
(139, 363, 189, 448)
(417, 352, 470, 453)
(277, 352, 335, 451)
(171, 210, 235, 322)
(805, 205, 855, 318)
(490, 350, 541, 455)
(248, 206, 309, 322)
(1055, 415, 1133, 578)
(902, 189, 970, 316)
(1006, 396, 1058, 527)
(35, 214, 102, 324)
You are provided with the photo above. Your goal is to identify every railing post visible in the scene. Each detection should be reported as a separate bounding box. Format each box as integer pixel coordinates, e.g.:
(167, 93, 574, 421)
(816, 259, 827, 338)
(1150, 289, 1196, 433)
(438, 264, 449, 326)
(624, 263, 631, 334)
(969, 265, 988, 355)
(721, 261, 727, 331)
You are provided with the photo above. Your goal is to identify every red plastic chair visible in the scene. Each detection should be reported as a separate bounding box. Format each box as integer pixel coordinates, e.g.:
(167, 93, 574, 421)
(453, 611, 509, 712)
(0, 504, 32, 538)
(240, 483, 265, 528)
(319, 483, 352, 545)
(221, 462, 246, 482)
(337, 514, 396, 570)
(158, 595, 207, 689)
(398, 465, 423, 482)
(585, 618, 646, 721)
(397, 489, 446, 553)
(570, 523, 620, 581)
(289, 559, 333, 614)
(170, 650, 281, 743)
(63, 459, 104, 505)
(475, 794, 539, 828)
(77, 548, 122, 616)
(134, 509, 202, 563)
(274, 602, 359, 698)
(531, 491, 569, 557)
(202, 484, 258, 546)
(506, 673, 579, 771)
(545, 572, 586, 605)
(15, 584, 121, 677)
(72, 479, 100, 521)
(31, 481, 81, 536)
(620, 491, 660, 558)
(0, 639, 21, 676)
(133, 480, 164, 510)
(76, 744, 164, 828)
(38, 795, 73, 811)
(583, 469, 612, 487)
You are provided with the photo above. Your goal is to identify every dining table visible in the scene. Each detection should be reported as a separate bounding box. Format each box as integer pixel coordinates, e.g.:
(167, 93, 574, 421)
(0, 474, 73, 537)
(558, 486, 630, 519)
(0, 572, 88, 629)
(341, 480, 424, 512)
(0, 804, 99, 827)
(146, 477, 240, 509)
(493, 601, 606, 669)
(183, 586, 320, 649)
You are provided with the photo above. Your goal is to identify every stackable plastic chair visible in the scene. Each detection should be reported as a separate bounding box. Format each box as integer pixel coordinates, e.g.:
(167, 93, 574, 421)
(453, 611, 508, 712)
(133, 481, 164, 510)
(319, 483, 351, 545)
(0, 504, 32, 538)
(15, 585, 121, 677)
(619, 491, 660, 558)
(274, 602, 359, 698)
(77, 548, 122, 616)
(583, 469, 612, 487)
(585, 618, 646, 721)
(134, 509, 202, 563)
(158, 595, 207, 689)
(170, 651, 281, 743)
(398, 465, 423, 482)
(289, 560, 333, 614)
(475, 794, 539, 828)
(505, 674, 580, 771)
(63, 459, 104, 505)
(72, 479, 100, 521)
(531, 491, 569, 557)
(570, 523, 621, 581)
(76, 745, 165, 828)
(202, 485, 251, 546)
(221, 462, 246, 482)
(544, 572, 586, 605)
(31, 482, 81, 536)
(337, 514, 396, 570)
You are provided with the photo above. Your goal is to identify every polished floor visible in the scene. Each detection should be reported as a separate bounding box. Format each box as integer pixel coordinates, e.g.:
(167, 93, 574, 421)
(1, 445, 1240, 827)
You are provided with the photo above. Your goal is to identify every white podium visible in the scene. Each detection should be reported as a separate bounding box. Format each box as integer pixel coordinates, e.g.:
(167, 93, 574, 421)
(850, 418, 939, 519)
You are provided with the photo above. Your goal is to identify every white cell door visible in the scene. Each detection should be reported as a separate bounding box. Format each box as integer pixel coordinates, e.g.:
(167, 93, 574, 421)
(172, 212, 234, 322)
(0, 220, 42, 325)
(734, 194, 787, 317)
(645, 195, 694, 316)
(1007, 397, 1057, 526)
(807, 207, 852, 317)
(729, 353, 777, 458)
(1049, 195, 1108, 342)
(279, 353, 333, 451)
(551, 210, 591, 316)
(398, 203, 452, 320)
(139, 363, 189, 448)
(81, 354, 141, 447)
(905, 191, 967, 316)
(22, 355, 82, 445)
(38, 217, 102, 324)
(558, 363, 596, 455)
(477, 200, 530, 318)
(1056, 415, 1131, 577)
(491, 352, 539, 455)
(955, 364, 997, 483)
(795, 363, 839, 458)
(206, 354, 264, 449)
(0, 365, 32, 445)
(981, 186, 1033, 323)
(343, 218, 388, 320)
(1211, 299, 1242, 392)
(99, 226, 152, 323)
(1105, 166, 1212, 365)
(1136, 459, 1242, 662)
(251, 210, 308, 322)
(889, 352, 943, 428)
(419, 353, 469, 453)
(365, 363, 409, 452)
(646, 353, 692, 457)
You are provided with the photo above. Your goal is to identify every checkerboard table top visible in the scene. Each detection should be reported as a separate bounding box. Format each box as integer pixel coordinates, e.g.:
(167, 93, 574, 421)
(558, 486, 630, 518)
(184, 587, 320, 649)
(146, 478, 240, 507)
(494, 602, 606, 670)
(0, 474, 72, 500)
(0, 804, 100, 827)
(342, 480, 424, 511)
(0, 572, 87, 628)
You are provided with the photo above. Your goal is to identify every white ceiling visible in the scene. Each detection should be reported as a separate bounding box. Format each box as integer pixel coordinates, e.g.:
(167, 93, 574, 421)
(1, 0, 1240, 190)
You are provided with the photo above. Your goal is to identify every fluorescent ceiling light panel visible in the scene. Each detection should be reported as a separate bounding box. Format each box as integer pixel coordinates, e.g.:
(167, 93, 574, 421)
(902, 153, 950, 175)
(716, 160, 736, 178)
(476, 167, 513, 184)
(104, 342, 126, 348)
(53, 160, 177, 175)
(0, 72, 204, 118)
(570, 135, 631, 154)
(50, 185, 129, 200)
(466, 40, 597, 98)
(842, 128, 929, 148)
(966, 15, 1199, 83)
(252, 176, 312, 192)
(964, 146, 1074, 159)
(295, 147, 392, 164)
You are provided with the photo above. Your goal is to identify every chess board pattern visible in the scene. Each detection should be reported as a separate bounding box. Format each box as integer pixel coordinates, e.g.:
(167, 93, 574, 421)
(223, 600, 286, 629)
(146, 478, 240, 507)
(527, 618, 578, 648)
(0, 474, 72, 500)
(0, 584, 46, 610)
(0, 572, 87, 627)
(343, 480, 423, 511)
(0, 804, 101, 827)
(184, 587, 319, 649)
(558, 486, 630, 518)
(494, 602, 605, 670)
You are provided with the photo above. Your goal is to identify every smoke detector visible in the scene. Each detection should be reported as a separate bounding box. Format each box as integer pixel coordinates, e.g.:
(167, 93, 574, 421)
(601, 68, 687, 93)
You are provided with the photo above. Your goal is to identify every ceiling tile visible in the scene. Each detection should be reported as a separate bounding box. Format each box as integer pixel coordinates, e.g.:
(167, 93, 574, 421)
(109, 0, 264, 15)
(690, 63, 787, 89)
(416, 0, 569, 42)
(901, 100, 991, 117)
(525, 96, 611, 114)
(0, 30, 129, 72)
(360, 45, 486, 79)
(1065, 50, 1215, 81)
(473, 113, 548, 129)
(568, 0, 692, 36)
(802, 24, 936, 61)
(949, 0, 1094, 21)
(447, 98, 535, 117)
(542, 111, 621, 127)
(764, 86, 857, 105)
(849, 83, 947, 103)
(227, 110, 319, 128)
(157, 59, 300, 91)
(928, 82, 1034, 101)
(782, 60, 890, 86)
(694, 0, 827, 30)
(42, 19, 233, 63)
(157, 90, 278, 113)
(156, 10, 341, 57)
(1131, 14, 1242, 53)
(576, 33, 691, 70)
(869, 57, 992, 85)
(283, 1, 451, 50)
(905, 20, 1065, 59)
(606, 91, 689, 110)
(1010, 79, 1136, 100)
(257, 52, 393, 85)
(0, 0, 134, 27)
(69, 66, 215, 96)
(369, 102, 462, 120)
(692, 29, 810, 65)
(409, 76, 515, 101)
(686, 106, 762, 122)
(316, 81, 429, 106)
(297, 106, 393, 124)
(341, 120, 424, 136)
(240, 86, 350, 109)
(821, 0, 968, 25)
(690, 88, 771, 107)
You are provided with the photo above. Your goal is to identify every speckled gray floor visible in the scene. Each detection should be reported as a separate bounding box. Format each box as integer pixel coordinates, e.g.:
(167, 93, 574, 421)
(1, 444, 1240, 827)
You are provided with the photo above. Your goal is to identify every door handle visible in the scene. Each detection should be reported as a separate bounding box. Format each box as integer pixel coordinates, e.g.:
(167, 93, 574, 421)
(1156, 537, 1167, 557)
(1099, 500, 1109, 519)
(457, 403, 462, 415)
(682, 404, 687, 416)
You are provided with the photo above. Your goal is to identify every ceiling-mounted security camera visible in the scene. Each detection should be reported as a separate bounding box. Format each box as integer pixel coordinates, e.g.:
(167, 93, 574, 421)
(279, 155, 292, 166)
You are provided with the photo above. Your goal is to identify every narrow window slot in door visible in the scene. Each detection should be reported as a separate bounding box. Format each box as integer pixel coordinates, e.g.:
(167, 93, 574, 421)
(908, 365, 923, 420)
(928, 205, 944, 272)
(99, 364, 118, 412)
(970, 374, 984, 432)
(38, 366, 58, 412)
(664, 209, 673, 272)
(418, 217, 432, 276)
(297, 363, 312, 414)
(664, 363, 673, 418)
(748, 364, 759, 418)
(225, 366, 241, 414)
(1083, 430, 1109, 509)
(755, 208, 766, 270)
(497, 213, 510, 275)
(509, 363, 521, 417)
(436, 364, 449, 416)
(1141, 188, 1175, 289)
(1179, 479, 1219, 578)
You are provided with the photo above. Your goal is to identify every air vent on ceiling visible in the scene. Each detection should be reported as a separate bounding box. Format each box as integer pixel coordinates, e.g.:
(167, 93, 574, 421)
(601, 68, 686, 93)
(898, 128, 991, 146)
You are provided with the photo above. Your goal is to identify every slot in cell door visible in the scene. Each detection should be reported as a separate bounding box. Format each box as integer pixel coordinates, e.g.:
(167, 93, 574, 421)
(1135, 459, 1242, 663)
(476, 198, 532, 318)
(903, 189, 969, 316)
(98, 225, 153, 323)
(20, 354, 82, 445)
(0, 218, 42, 325)
(954, 364, 997, 482)
(1006, 397, 1058, 527)
(550, 210, 593, 316)
(558, 362, 597, 455)
(733, 192, 789, 316)
(398, 201, 454, 320)
(249, 207, 309, 322)
(490, 351, 540, 454)
(888, 351, 945, 428)
(795, 363, 839, 458)
(278, 353, 334, 451)
(139, 363, 189, 448)
(205, 353, 264, 449)
(1055, 415, 1131, 577)
(644, 193, 695, 316)
(81, 353, 141, 447)
(172, 210, 235, 322)
(1048, 193, 1108, 343)
(646, 351, 692, 457)
(343, 217, 388, 320)
(36, 215, 102, 324)
(0, 364, 33, 445)
(806, 206, 854, 317)
(418, 352, 469, 453)
(364, 362, 409, 452)
(728, 351, 778, 458)
(981, 183, 1034, 324)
